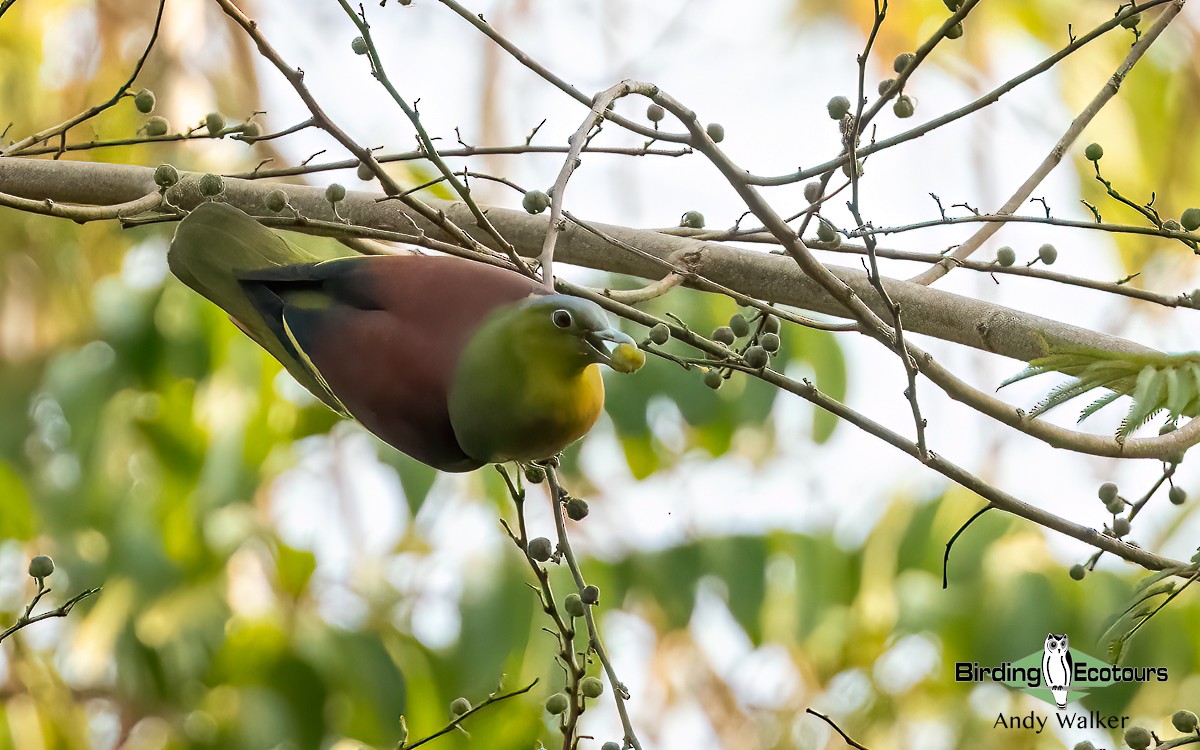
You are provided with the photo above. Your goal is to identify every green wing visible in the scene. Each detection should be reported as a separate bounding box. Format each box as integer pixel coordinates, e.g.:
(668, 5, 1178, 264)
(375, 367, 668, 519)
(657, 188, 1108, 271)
(167, 202, 351, 415)
(1000, 348, 1200, 438)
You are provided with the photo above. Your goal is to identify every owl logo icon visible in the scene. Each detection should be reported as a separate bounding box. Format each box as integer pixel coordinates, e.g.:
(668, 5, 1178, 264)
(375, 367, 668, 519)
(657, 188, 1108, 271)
(1042, 633, 1073, 709)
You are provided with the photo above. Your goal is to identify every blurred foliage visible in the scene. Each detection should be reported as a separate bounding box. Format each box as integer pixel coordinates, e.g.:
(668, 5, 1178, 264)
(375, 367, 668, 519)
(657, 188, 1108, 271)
(1, 2, 1199, 750)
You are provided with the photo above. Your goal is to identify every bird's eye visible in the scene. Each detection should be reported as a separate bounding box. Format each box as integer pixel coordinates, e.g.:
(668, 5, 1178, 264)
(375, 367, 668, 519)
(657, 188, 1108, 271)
(552, 309, 573, 329)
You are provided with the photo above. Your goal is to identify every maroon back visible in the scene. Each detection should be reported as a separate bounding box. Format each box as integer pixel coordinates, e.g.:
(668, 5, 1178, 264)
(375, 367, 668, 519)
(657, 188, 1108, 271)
(275, 255, 542, 471)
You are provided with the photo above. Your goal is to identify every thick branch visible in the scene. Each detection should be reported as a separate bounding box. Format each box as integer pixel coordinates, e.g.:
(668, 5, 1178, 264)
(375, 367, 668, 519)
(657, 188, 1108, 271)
(0, 157, 1157, 368)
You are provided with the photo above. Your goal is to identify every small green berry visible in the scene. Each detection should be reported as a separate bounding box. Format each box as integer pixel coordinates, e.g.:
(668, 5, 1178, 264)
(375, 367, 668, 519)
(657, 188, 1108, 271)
(351, 36, 369, 55)
(265, 189, 288, 213)
(893, 53, 916, 74)
(198, 173, 225, 197)
(761, 332, 781, 353)
(205, 112, 225, 137)
(528, 536, 553, 562)
(1037, 243, 1057, 265)
(1172, 709, 1198, 733)
(1120, 12, 1141, 30)
(1170, 486, 1187, 505)
(1163, 219, 1182, 232)
(602, 743, 621, 750)
(762, 314, 781, 334)
(1124, 726, 1151, 750)
(712, 326, 736, 345)
(1113, 518, 1131, 537)
(357, 162, 375, 181)
(827, 95, 851, 120)
(803, 181, 822, 204)
(144, 116, 169, 137)
(646, 103, 665, 122)
(581, 585, 600, 605)
(522, 189, 549, 215)
(704, 370, 723, 390)
(449, 697, 471, 717)
(1106, 498, 1126, 515)
(28, 555, 54, 580)
(1074, 742, 1097, 750)
(1099, 482, 1119, 503)
(841, 159, 863, 179)
(744, 346, 769, 369)
(996, 246, 1016, 266)
(705, 123, 725, 143)
(1189, 289, 1200, 307)
(580, 677, 604, 698)
(564, 593, 585, 618)
(325, 183, 346, 203)
(133, 88, 156, 114)
(154, 164, 180, 188)
(946, 21, 964, 39)
(680, 210, 705, 229)
(817, 219, 838, 244)
(545, 693, 569, 715)
(1181, 208, 1200, 231)
(565, 497, 589, 521)
(1069, 564, 1087, 581)
(524, 464, 546, 484)
(893, 95, 915, 119)
(648, 323, 670, 345)
(238, 122, 261, 139)
(729, 314, 750, 338)
(877, 78, 896, 96)
(1085, 143, 1104, 162)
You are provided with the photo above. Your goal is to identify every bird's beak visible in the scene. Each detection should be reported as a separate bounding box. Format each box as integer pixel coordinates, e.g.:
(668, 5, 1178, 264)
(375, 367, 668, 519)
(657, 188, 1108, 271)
(584, 327, 645, 373)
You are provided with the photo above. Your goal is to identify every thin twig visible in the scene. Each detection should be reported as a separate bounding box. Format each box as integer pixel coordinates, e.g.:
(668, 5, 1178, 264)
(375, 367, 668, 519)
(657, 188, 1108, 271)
(741, 0, 1171, 187)
(806, 708, 872, 750)
(846, 0, 930, 458)
(2, 0, 166, 155)
(210, 0, 514, 273)
(540, 80, 658, 289)
(943, 505, 993, 588)
(909, 0, 1184, 285)
(399, 679, 538, 750)
(336, 0, 526, 271)
(494, 466, 587, 750)
(0, 583, 102, 643)
(544, 466, 643, 750)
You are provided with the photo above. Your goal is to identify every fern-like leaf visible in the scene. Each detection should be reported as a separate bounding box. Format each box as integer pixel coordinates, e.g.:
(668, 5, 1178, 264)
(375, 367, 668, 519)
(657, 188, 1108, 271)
(1001, 348, 1200, 437)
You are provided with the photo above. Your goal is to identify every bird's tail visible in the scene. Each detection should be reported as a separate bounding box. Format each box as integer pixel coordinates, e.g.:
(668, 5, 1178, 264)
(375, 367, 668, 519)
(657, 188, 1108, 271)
(168, 202, 348, 413)
(1051, 687, 1068, 709)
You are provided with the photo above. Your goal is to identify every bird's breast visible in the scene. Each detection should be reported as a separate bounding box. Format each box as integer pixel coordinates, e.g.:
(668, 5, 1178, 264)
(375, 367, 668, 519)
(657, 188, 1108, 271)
(448, 352, 606, 464)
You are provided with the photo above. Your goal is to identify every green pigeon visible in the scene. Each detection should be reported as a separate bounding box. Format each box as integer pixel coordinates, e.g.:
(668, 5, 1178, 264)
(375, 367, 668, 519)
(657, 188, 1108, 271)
(168, 202, 645, 471)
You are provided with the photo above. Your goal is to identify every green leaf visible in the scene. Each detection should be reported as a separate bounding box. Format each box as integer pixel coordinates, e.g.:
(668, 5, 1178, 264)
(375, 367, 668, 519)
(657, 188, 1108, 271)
(0, 461, 33, 540)
(793, 326, 846, 444)
(275, 542, 317, 598)
(1164, 366, 1191, 420)
(1119, 366, 1166, 438)
(1078, 391, 1122, 422)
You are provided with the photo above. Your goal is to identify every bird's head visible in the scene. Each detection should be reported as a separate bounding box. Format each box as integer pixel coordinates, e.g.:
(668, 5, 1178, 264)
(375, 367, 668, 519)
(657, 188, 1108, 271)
(515, 295, 646, 374)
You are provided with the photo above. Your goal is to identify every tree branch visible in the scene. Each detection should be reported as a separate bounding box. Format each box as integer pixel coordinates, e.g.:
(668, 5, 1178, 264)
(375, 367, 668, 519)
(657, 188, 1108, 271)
(909, 0, 1185, 285)
(0, 157, 1158, 365)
